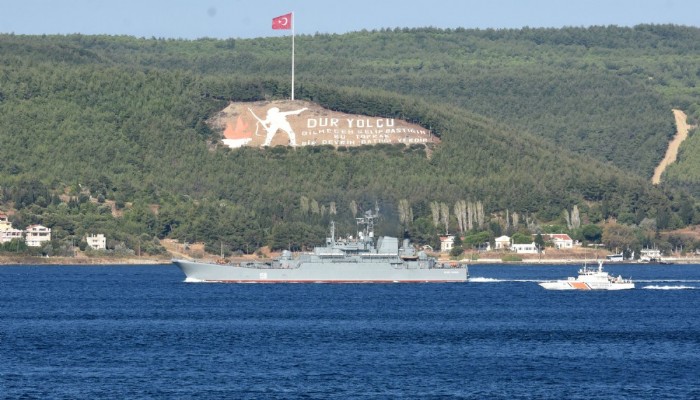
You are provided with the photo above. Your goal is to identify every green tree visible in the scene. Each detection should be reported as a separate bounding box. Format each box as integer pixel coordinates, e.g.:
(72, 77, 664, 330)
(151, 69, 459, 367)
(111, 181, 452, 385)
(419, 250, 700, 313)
(511, 232, 532, 244)
(602, 223, 637, 252)
(450, 234, 464, 257)
(534, 233, 545, 253)
(678, 196, 695, 225)
(580, 224, 603, 243)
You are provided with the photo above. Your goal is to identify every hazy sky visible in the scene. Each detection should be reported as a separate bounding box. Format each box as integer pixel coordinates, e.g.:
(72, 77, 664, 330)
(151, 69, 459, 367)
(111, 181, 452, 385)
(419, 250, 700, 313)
(1, 0, 699, 39)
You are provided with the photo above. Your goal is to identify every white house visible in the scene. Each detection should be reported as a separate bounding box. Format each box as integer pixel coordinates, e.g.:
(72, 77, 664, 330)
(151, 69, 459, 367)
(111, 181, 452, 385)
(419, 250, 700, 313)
(86, 234, 107, 250)
(0, 213, 23, 244)
(25, 224, 51, 247)
(440, 235, 455, 252)
(0, 213, 12, 231)
(495, 235, 511, 250)
(640, 248, 661, 261)
(511, 242, 539, 254)
(547, 234, 574, 249)
(0, 228, 23, 244)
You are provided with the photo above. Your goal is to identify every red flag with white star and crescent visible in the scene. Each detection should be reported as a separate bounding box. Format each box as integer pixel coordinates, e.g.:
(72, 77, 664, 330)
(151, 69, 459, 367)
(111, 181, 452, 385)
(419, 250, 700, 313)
(272, 13, 292, 30)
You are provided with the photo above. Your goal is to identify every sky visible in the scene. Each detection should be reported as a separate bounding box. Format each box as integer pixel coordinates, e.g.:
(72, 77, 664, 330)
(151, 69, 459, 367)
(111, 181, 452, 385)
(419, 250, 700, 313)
(1, 0, 699, 40)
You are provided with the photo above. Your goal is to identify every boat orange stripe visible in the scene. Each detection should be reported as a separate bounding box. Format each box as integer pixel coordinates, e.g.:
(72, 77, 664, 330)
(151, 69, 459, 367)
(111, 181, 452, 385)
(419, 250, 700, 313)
(570, 282, 591, 290)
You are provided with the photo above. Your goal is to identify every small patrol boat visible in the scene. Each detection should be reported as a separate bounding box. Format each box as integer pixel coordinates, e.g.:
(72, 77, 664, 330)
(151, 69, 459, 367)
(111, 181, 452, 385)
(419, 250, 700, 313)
(539, 260, 634, 290)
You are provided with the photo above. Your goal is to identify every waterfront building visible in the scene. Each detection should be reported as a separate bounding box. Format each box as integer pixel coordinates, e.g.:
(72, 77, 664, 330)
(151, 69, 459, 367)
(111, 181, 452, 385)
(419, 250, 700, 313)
(25, 224, 51, 247)
(86, 234, 107, 250)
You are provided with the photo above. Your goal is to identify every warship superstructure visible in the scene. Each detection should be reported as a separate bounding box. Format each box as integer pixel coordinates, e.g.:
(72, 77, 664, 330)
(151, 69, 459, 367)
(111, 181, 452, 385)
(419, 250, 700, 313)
(173, 211, 468, 283)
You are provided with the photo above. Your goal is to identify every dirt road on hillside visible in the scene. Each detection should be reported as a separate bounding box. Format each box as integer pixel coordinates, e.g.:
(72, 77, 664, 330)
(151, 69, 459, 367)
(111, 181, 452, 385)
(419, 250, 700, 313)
(652, 109, 694, 184)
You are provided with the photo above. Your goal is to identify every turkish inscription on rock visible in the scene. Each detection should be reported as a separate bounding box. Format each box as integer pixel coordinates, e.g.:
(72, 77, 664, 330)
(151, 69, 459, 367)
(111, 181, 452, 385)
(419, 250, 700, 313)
(210, 100, 439, 149)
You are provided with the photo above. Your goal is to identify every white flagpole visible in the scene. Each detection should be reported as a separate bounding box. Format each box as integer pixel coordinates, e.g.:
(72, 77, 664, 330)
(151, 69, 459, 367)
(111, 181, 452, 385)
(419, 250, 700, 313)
(291, 11, 295, 101)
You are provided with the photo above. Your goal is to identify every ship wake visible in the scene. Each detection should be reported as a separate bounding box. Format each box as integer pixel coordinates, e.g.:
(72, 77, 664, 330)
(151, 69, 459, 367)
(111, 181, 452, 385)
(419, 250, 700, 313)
(642, 285, 698, 290)
(469, 277, 542, 283)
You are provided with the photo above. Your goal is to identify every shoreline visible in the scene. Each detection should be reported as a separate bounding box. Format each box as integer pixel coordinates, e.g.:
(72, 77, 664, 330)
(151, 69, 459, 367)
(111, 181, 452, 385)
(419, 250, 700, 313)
(465, 258, 700, 265)
(2, 255, 700, 266)
(0, 256, 172, 266)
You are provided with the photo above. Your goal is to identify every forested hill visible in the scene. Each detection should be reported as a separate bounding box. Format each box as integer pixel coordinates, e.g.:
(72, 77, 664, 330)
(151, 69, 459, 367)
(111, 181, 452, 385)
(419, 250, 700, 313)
(4, 25, 700, 177)
(0, 26, 699, 256)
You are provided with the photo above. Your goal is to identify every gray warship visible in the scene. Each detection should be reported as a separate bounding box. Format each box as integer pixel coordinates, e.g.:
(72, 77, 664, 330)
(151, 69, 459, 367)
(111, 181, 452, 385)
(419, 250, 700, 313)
(172, 211, 468, 283)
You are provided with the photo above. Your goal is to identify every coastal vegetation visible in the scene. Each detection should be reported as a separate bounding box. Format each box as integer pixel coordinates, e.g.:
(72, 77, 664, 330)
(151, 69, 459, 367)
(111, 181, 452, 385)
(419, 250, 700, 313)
(1, 25, 700, 258)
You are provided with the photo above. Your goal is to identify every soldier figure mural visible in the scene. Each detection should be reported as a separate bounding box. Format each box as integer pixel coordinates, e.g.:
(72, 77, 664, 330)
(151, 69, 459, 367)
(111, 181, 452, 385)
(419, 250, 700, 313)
(214, 101, 439, 149)
(249, 106, 308, 147)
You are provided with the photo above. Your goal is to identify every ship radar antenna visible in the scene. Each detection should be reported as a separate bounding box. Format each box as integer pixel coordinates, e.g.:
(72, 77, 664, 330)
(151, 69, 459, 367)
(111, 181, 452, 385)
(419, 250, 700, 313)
(356, 207, 380, 241)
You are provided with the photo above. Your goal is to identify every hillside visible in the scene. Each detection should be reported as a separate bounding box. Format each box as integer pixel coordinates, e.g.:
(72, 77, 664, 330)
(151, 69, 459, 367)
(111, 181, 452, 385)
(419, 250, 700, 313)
(3, 26, 700, 179)
(0, 27, 699, 257)
(662, 121, 700, 193)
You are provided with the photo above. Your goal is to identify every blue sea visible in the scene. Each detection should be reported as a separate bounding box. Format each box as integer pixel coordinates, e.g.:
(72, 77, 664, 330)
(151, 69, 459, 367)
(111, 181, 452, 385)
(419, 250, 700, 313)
(1, 264, 699, 399)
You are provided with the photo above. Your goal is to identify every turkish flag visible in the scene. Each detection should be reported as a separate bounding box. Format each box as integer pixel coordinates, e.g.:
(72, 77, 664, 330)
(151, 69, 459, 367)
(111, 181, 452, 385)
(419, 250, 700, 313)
(272, 13, 292, 30)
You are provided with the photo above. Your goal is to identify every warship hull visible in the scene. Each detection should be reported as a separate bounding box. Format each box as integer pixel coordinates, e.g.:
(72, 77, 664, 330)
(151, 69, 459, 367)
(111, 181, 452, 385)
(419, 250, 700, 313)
(174, 211, 467, 283)
(173, 259, 467, 283)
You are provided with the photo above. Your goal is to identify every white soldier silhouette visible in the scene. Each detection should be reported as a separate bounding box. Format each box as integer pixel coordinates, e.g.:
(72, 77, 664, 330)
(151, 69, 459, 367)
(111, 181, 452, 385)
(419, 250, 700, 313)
(249, 106, 307, 147)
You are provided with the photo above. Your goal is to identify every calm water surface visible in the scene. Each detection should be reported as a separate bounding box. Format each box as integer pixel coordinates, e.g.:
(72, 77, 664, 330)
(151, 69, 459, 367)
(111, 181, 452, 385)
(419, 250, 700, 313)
(1, 264, 699, 399)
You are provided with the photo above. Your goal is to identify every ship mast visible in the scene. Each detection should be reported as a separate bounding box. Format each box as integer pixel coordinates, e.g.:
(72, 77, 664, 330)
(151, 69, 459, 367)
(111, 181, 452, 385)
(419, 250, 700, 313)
(356, 209, 378, 242)
(330, 221, 336, 246)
